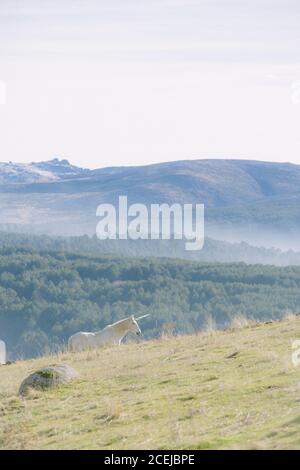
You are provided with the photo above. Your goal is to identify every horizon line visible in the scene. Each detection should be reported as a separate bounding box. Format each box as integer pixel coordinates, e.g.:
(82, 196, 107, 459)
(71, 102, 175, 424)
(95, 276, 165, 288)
(1, 156, 299, 171)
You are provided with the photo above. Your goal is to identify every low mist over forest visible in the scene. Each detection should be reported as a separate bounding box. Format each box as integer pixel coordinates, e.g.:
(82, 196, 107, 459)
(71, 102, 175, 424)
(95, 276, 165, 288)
(0, 231, 299, 266)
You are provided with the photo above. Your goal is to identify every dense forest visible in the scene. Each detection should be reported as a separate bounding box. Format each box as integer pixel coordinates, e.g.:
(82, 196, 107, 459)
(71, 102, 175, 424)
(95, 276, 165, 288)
(1, 244, 300, 359)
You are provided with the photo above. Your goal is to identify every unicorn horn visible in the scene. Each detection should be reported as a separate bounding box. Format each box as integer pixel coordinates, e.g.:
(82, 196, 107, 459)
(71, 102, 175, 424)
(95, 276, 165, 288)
(135, 314, 151, 321)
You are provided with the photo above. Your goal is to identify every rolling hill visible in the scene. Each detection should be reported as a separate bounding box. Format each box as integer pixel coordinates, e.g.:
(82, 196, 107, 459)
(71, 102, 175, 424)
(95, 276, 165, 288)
(1, 316, 300, 449)
(0, 158, 300, 248)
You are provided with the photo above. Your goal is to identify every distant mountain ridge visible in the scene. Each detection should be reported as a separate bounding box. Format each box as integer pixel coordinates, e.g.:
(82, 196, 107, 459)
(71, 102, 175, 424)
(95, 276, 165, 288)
(0, 158, 91, 183)
(2, 157, 300, 204)
(0, 158, 299, 249)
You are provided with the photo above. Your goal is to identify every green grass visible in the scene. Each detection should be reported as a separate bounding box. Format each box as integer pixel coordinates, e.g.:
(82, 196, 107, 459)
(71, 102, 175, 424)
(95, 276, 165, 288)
(1, 317, 300, 449)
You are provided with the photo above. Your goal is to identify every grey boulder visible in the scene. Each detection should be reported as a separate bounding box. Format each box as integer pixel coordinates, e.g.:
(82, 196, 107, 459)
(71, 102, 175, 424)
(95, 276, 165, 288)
(18, 364, 78, 396)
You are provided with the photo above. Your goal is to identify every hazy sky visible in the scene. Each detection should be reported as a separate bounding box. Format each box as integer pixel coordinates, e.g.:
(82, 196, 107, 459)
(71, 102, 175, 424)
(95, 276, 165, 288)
(0, 0, 300, 169)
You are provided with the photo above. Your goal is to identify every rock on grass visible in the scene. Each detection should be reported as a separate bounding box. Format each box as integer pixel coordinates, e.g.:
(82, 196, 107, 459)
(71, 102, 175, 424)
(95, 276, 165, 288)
(18, 364, 78, 397)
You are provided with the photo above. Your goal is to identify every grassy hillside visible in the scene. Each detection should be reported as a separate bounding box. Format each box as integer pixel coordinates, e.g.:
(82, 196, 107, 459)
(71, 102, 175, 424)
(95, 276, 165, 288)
(1, 317, 300, 450)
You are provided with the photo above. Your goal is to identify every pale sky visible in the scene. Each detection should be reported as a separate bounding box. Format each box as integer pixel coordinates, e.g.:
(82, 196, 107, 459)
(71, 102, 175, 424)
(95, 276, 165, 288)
(0, 0, 300, 169)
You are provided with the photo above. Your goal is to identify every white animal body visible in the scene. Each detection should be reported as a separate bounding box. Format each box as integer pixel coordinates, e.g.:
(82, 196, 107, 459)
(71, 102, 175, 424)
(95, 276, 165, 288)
(68, 315, 149, 352)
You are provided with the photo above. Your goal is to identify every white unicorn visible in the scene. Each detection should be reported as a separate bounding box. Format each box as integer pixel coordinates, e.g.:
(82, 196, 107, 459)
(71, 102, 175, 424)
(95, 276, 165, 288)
(68, 314, 150, 352)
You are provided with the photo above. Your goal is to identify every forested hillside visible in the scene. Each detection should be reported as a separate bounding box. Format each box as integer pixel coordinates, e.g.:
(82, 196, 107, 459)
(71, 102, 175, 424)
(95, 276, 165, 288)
(1, 247, 300, 359)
